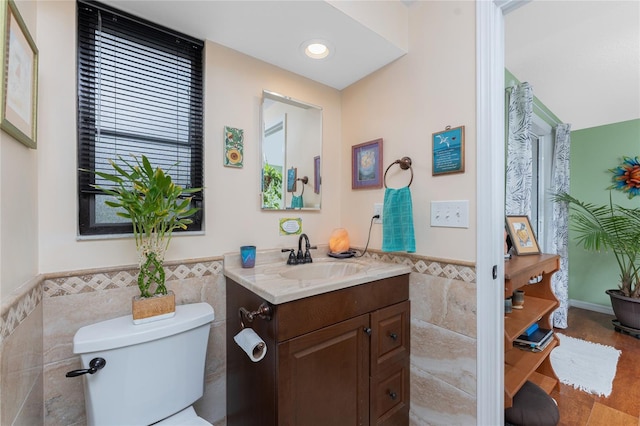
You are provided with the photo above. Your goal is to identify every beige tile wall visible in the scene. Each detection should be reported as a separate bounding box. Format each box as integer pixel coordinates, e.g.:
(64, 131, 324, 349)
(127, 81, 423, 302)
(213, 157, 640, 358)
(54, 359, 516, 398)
(360, 252, 478, 425)
(0, 277, 44, 425)
(1, 252, 476, 426)
(41, 258, 226, 426)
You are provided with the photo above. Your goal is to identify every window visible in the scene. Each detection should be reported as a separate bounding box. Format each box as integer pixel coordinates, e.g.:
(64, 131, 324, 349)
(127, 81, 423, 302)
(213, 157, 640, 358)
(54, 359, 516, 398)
(529, 113, 554, 251)
(77, 0, 204, 235)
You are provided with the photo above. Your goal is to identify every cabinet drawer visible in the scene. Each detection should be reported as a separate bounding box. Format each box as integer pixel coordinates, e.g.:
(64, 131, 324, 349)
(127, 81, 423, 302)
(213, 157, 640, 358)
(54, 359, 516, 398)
(371, 300, 410, 374)
(370, 359, 409, 425)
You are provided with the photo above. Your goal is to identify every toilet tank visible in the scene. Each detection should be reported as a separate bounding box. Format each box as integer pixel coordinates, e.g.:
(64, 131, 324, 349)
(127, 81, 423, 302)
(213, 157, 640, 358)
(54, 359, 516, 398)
(72, 302, 215, 426)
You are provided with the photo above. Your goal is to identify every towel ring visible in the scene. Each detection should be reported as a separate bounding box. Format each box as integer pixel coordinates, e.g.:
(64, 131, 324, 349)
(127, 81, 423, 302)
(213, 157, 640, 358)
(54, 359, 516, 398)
(293, 176, 308, 196)
(384, 157, 413, 188)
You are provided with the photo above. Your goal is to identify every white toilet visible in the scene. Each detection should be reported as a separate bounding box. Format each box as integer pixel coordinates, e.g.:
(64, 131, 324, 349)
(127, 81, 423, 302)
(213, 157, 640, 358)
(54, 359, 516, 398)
(70, 302, 215, 426)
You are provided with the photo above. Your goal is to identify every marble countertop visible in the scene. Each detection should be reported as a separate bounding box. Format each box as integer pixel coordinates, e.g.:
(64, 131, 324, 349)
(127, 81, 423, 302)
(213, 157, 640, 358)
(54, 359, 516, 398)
(223, 246, 412, 304)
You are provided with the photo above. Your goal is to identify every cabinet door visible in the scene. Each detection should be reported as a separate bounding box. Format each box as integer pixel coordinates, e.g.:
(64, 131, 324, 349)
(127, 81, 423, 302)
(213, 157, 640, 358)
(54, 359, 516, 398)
(370, 301, 410, 425)
(278, 314, 370, 426)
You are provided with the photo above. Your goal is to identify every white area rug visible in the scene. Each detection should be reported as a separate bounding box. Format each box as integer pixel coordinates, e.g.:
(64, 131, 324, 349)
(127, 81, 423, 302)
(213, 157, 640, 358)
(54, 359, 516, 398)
(550, 333, 621, 397)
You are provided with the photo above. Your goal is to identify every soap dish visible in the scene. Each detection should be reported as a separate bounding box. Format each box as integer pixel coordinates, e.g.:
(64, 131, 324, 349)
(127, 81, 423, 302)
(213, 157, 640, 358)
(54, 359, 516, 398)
(327, 251, 356, 259)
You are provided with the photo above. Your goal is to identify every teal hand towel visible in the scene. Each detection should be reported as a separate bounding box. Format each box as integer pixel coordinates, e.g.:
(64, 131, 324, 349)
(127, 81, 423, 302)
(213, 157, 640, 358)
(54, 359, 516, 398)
(291, 195, 303, 209)
(382, 186, 416, 253)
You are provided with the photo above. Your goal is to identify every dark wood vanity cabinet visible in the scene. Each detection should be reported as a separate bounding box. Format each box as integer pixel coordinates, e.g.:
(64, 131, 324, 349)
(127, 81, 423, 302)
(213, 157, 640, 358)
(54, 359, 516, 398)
(226, 274, 410, 426)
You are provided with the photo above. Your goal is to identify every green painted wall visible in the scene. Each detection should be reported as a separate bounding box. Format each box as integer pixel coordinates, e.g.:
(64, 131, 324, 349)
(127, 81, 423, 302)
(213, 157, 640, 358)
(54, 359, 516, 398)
(506, 69, 640, 308)
(569, 119, 640, 307)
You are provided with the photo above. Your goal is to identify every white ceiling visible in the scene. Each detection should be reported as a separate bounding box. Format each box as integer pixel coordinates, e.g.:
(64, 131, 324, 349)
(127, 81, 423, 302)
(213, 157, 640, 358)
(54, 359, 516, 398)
(103, 0, 408, 91)
(505, 1, 640, 130)
(102, 1, 639, 131)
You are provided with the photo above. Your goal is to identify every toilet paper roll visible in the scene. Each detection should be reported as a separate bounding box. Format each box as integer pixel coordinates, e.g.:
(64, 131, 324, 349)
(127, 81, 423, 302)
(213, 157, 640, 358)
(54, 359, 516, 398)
(233, 328, 267, 362)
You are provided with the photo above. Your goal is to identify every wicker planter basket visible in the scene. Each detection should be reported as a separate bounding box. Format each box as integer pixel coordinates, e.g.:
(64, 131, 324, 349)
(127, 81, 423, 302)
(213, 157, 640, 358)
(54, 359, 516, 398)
(132, 291, 176, 324)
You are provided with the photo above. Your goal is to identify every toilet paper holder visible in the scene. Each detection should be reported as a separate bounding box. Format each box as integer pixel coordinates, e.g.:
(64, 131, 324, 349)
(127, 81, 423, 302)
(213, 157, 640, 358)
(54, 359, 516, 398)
(238, 303, 272, 329)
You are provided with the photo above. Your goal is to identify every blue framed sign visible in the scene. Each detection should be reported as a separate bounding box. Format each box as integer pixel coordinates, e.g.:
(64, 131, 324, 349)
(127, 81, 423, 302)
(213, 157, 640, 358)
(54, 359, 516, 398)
(432, 126, 465, 175)
(287, 167, 297, 192)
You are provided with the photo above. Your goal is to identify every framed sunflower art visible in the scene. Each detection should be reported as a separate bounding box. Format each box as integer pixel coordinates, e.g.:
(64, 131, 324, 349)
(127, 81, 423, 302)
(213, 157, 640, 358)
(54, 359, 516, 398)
(224, 126, 244, 168)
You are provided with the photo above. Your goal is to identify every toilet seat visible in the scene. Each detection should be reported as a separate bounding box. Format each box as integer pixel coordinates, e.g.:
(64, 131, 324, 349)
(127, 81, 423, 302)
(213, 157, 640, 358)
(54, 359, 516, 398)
(154, 406, 212, 426)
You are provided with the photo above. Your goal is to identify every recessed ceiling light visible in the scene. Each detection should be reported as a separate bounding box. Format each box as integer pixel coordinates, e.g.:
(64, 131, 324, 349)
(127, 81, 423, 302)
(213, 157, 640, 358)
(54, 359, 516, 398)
(300, 39, 334, 60)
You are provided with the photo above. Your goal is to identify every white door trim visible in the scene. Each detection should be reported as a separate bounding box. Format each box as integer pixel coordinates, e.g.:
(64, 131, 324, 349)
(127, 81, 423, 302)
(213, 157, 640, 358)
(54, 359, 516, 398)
(475, 0, 530, 424)
(476, 1, 531, 424)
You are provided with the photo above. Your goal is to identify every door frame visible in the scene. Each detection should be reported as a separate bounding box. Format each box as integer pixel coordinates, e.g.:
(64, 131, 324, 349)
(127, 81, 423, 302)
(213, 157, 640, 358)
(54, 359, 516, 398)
(476, 1, 530, 424)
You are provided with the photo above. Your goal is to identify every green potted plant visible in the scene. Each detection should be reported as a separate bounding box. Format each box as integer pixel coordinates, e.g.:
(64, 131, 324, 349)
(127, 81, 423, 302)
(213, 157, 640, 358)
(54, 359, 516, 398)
(262, 162, 283, 209)
(553, 190, 640, 329)
(88, 155, 202, 323)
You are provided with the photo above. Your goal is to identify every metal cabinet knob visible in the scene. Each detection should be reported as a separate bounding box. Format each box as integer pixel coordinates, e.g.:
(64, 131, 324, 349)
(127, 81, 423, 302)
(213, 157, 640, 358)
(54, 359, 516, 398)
(389, 332, 398, 341)
(389, 390, 398, 400)
(363, 327, 372, 336)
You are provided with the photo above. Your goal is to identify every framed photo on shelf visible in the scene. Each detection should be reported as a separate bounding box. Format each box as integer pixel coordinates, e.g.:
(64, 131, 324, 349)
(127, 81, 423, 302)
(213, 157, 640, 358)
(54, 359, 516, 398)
(505, 215, 540, 255)
(1, 0, 39, 149)
(432, 126, 465, 175)
(352, 138, 383, 189)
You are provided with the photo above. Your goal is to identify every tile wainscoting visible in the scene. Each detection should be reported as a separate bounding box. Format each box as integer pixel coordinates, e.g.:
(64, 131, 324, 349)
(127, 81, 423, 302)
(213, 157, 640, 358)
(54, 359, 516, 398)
(0, 252, 476, 426)
(359, 251, 478, 425)
(41, 258, 226, 426)
(0, 275, 44, 425)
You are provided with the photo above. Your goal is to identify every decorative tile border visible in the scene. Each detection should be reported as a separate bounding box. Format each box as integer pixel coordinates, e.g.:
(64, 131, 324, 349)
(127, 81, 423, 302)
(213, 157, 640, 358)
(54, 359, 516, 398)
(360, 250, 477, 283)
(43, 259, 224, 298)
(0, 283, 42, 342)
(1, 251, 473, 342)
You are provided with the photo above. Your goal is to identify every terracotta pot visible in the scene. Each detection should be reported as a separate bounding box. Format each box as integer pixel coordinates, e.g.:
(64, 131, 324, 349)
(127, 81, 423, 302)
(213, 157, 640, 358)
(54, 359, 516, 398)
(606, 289, 640, 330)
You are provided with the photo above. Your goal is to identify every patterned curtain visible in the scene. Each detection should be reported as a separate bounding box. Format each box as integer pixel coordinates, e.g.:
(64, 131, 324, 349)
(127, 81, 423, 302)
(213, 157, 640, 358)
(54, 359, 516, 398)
(505, 83, 534, 216)
(550, 124, 571, 328)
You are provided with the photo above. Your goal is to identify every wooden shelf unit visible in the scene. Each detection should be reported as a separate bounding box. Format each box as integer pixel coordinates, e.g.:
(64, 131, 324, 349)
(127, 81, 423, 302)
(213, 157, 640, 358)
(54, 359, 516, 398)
(504, 254, 560, 408)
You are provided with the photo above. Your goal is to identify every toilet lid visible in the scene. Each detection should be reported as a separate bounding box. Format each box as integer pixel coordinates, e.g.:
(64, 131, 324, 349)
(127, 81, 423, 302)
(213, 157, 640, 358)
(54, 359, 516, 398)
(154, 407, 212, 426)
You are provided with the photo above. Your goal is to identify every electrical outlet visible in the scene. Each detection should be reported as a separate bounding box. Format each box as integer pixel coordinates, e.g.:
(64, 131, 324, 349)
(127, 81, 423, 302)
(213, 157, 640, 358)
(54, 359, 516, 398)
(430, 200, 469, 228)
(373, 203, 383, 224)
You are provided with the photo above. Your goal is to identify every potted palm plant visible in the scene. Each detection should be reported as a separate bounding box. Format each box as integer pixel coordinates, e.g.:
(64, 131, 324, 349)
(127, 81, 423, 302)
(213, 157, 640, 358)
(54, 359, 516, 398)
(88, 155, 202, 323)
(553, 190, 640, 330)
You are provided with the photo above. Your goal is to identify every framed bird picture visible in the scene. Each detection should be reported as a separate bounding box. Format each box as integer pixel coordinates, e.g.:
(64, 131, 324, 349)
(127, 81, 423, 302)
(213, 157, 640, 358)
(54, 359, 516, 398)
(432, 125, 465, 175)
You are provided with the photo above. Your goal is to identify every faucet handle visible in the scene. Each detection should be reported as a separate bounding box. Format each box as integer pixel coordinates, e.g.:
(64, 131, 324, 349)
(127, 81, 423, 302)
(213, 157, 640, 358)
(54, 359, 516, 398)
(303, 246, 317, 263)
(281, 248, 297, 265)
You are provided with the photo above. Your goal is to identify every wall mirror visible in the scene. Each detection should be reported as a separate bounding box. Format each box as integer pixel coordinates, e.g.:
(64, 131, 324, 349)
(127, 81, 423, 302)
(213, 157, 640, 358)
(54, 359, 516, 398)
(261, 90, 322, 210)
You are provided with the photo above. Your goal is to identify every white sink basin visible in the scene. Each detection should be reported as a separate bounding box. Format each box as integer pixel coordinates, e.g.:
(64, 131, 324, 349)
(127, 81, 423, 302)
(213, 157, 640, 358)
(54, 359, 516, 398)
(279, 261, 364, 280)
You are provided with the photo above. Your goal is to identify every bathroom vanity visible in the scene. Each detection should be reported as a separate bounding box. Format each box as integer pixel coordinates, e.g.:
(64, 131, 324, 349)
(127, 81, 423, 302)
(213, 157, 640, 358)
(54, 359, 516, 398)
(224, 250, 411, 426)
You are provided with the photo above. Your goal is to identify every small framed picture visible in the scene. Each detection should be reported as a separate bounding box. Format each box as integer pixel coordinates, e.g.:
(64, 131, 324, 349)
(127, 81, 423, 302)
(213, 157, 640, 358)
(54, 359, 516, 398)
(1, 0, 39, 149)
(287, 167, 297, 192)
(432, 126, 465, 175)
(352, 138, 383, 189)
(314, 156, 321, 194)
(223, 126, 244, 168)
(505, 215, 540, 255)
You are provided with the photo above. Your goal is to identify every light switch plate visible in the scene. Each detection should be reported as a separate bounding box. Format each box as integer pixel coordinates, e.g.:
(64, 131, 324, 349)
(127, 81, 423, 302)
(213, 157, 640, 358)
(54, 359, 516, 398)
(431, 200, 469, 228)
